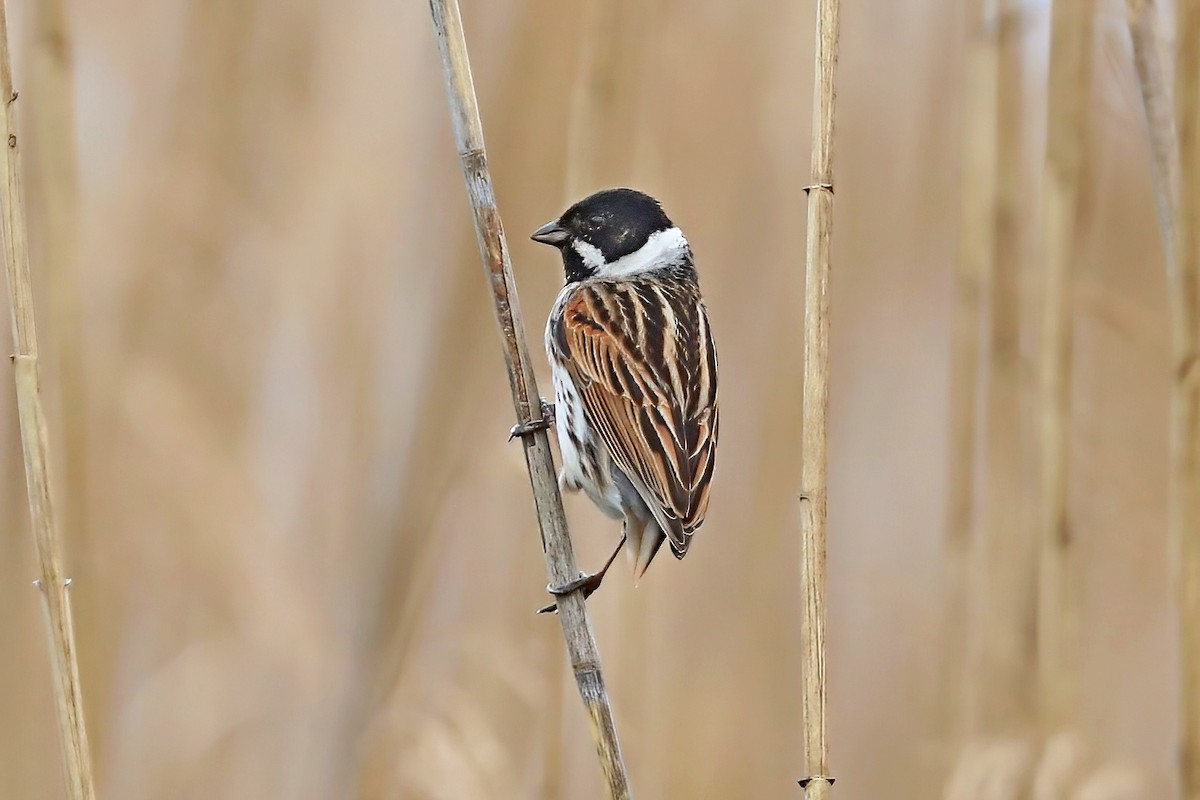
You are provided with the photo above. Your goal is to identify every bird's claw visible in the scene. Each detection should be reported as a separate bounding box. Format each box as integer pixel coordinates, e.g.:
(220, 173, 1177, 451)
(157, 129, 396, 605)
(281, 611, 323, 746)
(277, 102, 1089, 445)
(537, 571, 605, 615)
(508, 399, 555, 441)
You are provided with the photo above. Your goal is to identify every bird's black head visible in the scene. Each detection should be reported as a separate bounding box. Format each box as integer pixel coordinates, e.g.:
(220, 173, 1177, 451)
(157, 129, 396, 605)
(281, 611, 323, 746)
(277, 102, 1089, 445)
(531, 188, 680, 283)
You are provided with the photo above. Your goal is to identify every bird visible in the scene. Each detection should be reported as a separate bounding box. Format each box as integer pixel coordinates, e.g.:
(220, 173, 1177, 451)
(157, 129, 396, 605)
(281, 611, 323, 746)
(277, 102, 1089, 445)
(528, 188, 719, 612)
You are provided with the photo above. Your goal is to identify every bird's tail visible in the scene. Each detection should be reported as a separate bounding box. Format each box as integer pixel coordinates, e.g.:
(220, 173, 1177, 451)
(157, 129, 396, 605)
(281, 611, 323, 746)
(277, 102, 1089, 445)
(625, 515, 665, 583)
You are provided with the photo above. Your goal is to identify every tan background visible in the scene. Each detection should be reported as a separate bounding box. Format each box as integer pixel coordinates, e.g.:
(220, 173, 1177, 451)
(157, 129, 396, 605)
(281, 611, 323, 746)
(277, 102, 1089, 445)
(0, 0, 1178, 797)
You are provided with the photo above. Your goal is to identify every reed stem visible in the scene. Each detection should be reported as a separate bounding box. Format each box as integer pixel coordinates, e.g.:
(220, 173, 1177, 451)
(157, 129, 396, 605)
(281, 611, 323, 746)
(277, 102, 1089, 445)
(1036, 0, 1093, 735)
(941, 0, 995, 748)
(798, 0, 840, 795)
(976, 0, 1037, 734)
(1125, 2, 1200, 792)
(0, 0, 96, 797)
(427, 2, 633, 797)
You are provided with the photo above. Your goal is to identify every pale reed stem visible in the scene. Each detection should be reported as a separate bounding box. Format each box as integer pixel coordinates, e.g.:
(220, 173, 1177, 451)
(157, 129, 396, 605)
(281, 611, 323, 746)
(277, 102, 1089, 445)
(427, 1, 633, 796)
(798, 0, 840, 795)
(1035, 0, 1093, 735)
(0, 0, 96, 797)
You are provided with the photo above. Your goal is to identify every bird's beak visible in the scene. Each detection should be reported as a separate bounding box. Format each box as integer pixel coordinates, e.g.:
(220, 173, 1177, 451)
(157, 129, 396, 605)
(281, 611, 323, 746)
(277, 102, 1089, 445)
(530, 219, 570, 246)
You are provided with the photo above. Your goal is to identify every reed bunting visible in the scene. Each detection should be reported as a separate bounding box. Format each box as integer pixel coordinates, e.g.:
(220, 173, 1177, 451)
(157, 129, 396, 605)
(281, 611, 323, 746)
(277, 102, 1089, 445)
(529, 188, 719, 610)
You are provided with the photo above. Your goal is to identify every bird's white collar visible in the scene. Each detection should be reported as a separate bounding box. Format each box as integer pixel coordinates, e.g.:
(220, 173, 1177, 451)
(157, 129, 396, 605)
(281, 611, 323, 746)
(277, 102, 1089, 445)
(572, 226, 689, 278)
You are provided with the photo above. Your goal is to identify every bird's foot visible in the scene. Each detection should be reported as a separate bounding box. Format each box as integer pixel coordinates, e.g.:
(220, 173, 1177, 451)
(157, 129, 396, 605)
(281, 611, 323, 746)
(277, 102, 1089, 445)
(536, 535, 625, 614)
(509, 399, 555, 441)
(537, 570, 608, 615)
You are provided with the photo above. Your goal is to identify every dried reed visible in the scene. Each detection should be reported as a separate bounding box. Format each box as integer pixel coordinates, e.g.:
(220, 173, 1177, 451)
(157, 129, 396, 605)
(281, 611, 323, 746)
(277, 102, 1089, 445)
(0, 1, 96, 798)
(798, 0, 840, 795)
(1035, 0, 1093, 735)
(1173, 0, 1200, 794)
(976, 0, 1037, 734)
(941, 0, 996, 748)
(1125, 0, 1200, 793)
(427, 1, 633, 797)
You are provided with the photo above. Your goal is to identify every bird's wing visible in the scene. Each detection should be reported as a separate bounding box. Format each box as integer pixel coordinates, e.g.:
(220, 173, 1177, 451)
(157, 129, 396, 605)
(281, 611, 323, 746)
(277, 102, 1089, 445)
(550, 277, 718, 555)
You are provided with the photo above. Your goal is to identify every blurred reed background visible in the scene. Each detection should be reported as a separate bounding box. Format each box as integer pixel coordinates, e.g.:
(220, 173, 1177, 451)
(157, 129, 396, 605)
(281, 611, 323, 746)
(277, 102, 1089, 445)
(0, 0, 1190, 797)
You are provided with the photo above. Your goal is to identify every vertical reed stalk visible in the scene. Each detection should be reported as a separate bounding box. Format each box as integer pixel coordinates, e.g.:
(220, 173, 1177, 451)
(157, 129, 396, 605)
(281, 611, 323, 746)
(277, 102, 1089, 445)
(798, 0, 840, 795)
(1036, 0, 1093, 735)
(427, 2, 633, 797)
(977, 0, 1036, 734)
(941, 0, 996, 747)
(1126, 1, 1200, 792)
(0, 1, 96, 798)
(1173, 0, 1200, 793)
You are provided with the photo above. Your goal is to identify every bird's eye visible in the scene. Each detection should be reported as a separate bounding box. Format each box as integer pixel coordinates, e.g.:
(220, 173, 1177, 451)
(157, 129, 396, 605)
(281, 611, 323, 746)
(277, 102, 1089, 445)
(588, 215, 605, 227)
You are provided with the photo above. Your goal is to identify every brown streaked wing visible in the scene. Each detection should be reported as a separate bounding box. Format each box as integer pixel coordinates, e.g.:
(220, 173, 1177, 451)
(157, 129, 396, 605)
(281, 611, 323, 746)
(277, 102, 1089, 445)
(554, 278, 718, 554)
